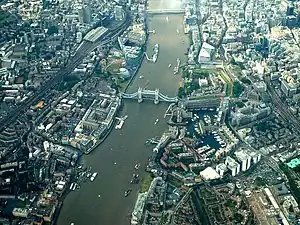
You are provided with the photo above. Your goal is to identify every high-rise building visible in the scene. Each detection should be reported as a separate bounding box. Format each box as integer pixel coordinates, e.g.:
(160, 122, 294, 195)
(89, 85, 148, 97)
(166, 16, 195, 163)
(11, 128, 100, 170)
(114, 5, 124, 21)
(287, 5, 295, 16)
(225, 156, 240, 177)
(83, 6, 92, 24)
(78, 5, 92, 24)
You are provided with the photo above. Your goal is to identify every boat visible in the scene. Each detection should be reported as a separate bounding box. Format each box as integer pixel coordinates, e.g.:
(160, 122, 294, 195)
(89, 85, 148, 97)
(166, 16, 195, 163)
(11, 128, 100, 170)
(168, 64, 172, 68)
(135, 163, 140, 170)
(154, 119, 159, 125)
(115, 119, 124, 129)
(152, 54, 158, 63)
(173, 66, 179, 75)
(130, 174, 140, 184)
(86, 173, 91, 178)
(176, 29, 179, 34)
(72, 183, 77, 191)
(124, 189, 132, 197)
(90, 172, 98, 182)
(166, 16, 169, 22)
(139, 76, 144, 79)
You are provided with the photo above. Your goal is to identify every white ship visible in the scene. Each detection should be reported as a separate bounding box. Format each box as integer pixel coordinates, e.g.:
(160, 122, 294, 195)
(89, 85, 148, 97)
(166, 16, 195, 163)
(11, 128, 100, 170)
(135, 163, 140, 170)
(115, 120, 124, 129)
(153, 54, 158, 63)
(90, 172, 98, 182)
(168, 64, 172, 68)
(154, 119, 159, 125)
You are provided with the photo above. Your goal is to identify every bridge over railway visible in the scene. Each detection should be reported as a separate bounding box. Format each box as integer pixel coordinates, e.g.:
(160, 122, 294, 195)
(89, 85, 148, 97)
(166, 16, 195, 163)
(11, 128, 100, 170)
(120, 87, 178, 104)
(146, 9, 185, 15)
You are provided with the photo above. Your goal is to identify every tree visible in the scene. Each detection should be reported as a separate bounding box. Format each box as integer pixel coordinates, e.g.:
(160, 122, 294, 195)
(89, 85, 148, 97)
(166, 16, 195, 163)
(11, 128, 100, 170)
(182, 69, 189, 79)
(190, 80, 200, 91)
(233, 81, 244, 97)
(178, 87, 185, 98)
(233, 213, 244, 223)
(47, 26, 58, 35)
(289, 204, 294, 213)
(241, 77, 251, 85)
(193, 71, 209, 79)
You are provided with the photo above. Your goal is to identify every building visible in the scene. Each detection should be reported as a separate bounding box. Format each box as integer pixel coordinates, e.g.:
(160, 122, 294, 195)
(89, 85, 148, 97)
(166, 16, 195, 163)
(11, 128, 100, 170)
(281, 79, 297, 97)
(82, 6, 92, 24)
(235, 151, 251, 171)
(200, 167, 221, 180)
(78, 5, 92, 24)
(225, 156, 240, 176)
(131, 193, 147, 225)
(12, 208, 29, 218)
(198, 42, 215, 63)
(216, 163, 228, 176)
(114, 5, 125, 21)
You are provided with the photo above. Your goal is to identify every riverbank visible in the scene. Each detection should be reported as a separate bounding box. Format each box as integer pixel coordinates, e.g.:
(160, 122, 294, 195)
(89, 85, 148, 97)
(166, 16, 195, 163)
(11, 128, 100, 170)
(57, 13, 189, 225)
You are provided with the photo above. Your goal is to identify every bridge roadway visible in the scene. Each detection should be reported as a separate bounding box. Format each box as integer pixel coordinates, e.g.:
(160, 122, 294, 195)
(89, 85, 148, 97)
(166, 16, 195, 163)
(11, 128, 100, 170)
(121, 88, 178, 103)
(146, 9, 185, 15)
(0, 15, 131, 132)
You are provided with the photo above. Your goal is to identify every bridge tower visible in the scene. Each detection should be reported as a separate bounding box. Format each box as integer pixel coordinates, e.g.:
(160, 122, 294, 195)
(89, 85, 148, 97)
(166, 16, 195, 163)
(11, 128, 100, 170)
(154, 89, 159, 104)
(137, 87, 143, 103)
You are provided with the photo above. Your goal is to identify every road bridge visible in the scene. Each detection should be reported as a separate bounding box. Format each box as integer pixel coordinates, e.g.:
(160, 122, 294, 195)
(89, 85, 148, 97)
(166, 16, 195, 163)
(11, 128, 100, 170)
(121, 88, 178, 104)
(146, 9, 185, 15)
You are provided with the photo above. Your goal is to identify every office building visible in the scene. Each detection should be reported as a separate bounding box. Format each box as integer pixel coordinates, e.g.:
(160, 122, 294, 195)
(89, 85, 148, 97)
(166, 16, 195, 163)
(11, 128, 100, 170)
(235, 151, 251, 171)
(114, 5, 125, 21)
(225, 156, 240, 177)
(78, 5, 92, 24)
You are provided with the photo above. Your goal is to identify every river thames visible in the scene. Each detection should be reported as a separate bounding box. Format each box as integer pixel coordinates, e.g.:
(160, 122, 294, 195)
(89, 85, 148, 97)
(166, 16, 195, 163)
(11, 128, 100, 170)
(57, 12, 189, 225)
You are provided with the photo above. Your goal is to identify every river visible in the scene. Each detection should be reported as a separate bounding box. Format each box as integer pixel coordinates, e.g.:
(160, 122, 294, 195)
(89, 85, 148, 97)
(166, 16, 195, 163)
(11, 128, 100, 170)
(57, 12, 188, 225)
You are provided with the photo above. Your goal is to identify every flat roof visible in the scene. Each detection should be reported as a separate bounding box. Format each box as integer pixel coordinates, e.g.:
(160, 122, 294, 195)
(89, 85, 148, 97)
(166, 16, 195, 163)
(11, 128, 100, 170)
(287, 158, 300, 168)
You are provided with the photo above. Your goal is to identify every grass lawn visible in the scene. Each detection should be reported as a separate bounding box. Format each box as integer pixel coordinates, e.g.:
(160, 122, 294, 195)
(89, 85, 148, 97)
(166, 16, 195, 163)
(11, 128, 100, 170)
(139, 174, 153, 193)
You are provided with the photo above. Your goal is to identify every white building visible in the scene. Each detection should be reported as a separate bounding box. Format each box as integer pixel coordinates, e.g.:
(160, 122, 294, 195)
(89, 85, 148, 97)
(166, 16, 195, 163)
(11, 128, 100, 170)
(235, 151, 251, 171)
(200, 167, 220, 180)
(114, 5, 125, 21)
(198, 42, 215, 63)
(248, 151, 261, 164)
(76, 32, 83, 43)
(198, 78, 208, 87)
(225, 156, 240, 176)
(216, 163, 227, 176)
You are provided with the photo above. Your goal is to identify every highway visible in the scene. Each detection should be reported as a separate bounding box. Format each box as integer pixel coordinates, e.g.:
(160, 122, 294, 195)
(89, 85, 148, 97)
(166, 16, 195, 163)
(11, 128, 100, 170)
(0, 16, 131, 132)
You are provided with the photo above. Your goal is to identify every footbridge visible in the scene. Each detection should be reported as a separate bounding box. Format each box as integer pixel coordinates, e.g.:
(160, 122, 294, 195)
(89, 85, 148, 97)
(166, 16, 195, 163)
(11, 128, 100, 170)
(121, 88, 178, 104)
(146, 9, 185, 15)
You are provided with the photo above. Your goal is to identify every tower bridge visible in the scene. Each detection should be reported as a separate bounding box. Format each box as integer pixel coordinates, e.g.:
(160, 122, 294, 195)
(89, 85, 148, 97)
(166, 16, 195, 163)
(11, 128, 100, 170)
(121, 88, 178, 104)
(146, 9, 185, 15)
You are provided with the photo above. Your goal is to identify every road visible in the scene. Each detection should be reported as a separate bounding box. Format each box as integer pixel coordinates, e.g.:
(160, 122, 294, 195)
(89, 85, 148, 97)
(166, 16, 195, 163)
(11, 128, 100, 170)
(0, 16, 131, 132)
